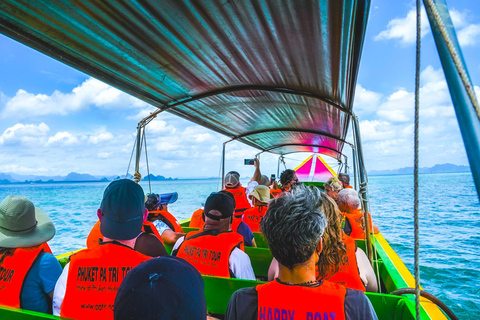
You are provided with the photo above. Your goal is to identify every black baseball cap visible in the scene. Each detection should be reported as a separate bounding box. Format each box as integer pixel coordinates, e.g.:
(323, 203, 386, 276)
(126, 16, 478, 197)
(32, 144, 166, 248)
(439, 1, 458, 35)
(204, 191, 235, 221)
(114, 256, 206, 320)
(99, 179, 145, 240)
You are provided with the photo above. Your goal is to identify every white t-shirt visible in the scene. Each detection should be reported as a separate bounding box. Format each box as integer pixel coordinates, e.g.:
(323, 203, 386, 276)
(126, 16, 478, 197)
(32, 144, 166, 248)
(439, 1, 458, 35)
(52, 262, 69, 316)
(245, 180, 258, 206)
(173, 236, 256, 281)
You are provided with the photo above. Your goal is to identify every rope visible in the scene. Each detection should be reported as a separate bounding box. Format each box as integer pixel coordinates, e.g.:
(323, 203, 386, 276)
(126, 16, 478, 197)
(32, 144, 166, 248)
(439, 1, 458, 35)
(391, 288, 458, 320)
(414, 1, 422, 318)
(126, 133, 137, 178)
(423, 0, 480, 122)
(143, 128, 152, 194)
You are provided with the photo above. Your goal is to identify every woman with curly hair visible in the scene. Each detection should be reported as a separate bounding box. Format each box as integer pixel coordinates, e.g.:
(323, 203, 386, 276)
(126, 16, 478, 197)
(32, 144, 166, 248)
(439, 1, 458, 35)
(319, 193, 378, 292)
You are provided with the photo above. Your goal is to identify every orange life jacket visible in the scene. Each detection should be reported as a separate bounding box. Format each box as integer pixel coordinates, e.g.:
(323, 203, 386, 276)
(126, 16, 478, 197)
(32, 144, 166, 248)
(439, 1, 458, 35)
(142, 220, 163, 243)
(87, 220, 164, 248)
(243, 205, 268, 232)
(0, 243, 52, 308)
(256, 280, 347, 320)
(148, 210, 184, 233)
(174, 230, 244, 278)
(323, 234, 365, 291)
(343, 209, 373, 239)
(270, 188, 282, 198)
(189, 208, 205, 228)
(60, 242, 151, 319)
(224, 186, 251, 213)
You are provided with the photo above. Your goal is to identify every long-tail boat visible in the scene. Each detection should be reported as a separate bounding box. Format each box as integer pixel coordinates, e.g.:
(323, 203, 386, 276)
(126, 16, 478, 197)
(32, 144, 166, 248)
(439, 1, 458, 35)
(1, 0, 477, 319)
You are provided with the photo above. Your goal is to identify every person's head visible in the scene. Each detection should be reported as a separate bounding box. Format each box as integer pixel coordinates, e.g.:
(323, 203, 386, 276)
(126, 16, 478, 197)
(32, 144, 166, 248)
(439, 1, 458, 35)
(338, 173, 350, 187)
(317, 193, 347, 279)
(97, 179, 146, 241)
(224, 171, 240, 188)
(279, 169, 298, 190)
(260, 185, 327, 270)
(259, 174, 270, 186)
(114, 256, 206, 320)
(202, 191, 235, 231)
(248, 185, 271, 206)
(337, 188, 361, 213)
(0, 195, 55, 249)
(324, 177, 343, 200)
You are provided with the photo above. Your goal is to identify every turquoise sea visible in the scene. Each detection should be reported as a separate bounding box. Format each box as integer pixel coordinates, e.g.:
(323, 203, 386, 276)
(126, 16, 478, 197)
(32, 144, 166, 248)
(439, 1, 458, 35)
(0, 172, 478, 319)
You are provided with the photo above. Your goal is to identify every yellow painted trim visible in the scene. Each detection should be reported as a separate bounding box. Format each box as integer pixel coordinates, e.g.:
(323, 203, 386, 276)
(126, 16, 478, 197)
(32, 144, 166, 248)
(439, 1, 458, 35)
(316, 155, 338, 177)
(293, 155, 314, 171)
(375, 233, 448, 319)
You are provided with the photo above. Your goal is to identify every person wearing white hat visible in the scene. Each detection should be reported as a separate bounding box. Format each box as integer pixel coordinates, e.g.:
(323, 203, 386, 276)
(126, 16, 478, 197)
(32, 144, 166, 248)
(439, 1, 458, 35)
(243, 185, 272, 232)
(0, 195, 62, 313)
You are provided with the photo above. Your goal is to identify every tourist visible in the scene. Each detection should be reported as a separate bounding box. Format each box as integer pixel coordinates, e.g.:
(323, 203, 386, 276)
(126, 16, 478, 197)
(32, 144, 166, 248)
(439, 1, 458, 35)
(226, 185, 378, 320)
(0, 196, 62, 313)
(189, 206, 205, 228)
(278, 169, 298, 192)
(223, 170, 252, 214)
(145, 192, 186, 245)
(337, 189, 379, 239)
(324, 177, 343, 201)
(172, 192, 255, 280)
(114, 256, 207, 320)
(339, 173, 353, 189)
(318, 193, 377, 292)
(86, 213, 167, 257)
(243, 185, 271, 232)
(53, 179, 152, 319)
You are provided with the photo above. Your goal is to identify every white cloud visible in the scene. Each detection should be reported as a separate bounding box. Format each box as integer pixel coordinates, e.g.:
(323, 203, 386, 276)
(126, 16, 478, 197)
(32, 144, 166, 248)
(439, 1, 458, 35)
(374, 9, 429, 45)
(88, 132, 114, 144)
(161, 162, 180, 170)
(47, 131, 80, 146)
(375, 8, 480, 47)
(1, 78, 150, 119)
(457, 24, 480, 47)
(97, 151, 112, 159)
(359, 120, 396, 141)
(0, 122, 49, 145)
(377, 89, 413, 122)
(359, 65, 469, 170)
(354, 84, 383, 115)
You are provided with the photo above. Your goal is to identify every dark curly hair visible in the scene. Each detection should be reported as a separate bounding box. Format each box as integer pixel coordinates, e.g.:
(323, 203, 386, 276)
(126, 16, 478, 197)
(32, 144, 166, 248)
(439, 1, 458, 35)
(280, 169, 296, 186)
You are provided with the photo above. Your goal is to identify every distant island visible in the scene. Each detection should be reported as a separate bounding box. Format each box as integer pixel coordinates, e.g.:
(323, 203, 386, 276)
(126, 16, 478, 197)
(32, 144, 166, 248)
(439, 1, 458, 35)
(0, 172, 218, 185)
(369, 163, 470, 176)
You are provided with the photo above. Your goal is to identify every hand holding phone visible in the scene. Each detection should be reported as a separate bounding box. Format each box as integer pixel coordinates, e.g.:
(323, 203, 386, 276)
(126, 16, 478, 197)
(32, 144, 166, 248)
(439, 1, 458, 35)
(244, 159, 255, 165)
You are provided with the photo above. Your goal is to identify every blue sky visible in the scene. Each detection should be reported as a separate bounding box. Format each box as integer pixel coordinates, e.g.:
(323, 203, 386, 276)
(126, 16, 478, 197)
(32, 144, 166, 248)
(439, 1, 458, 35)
(1, 0, 480, 178)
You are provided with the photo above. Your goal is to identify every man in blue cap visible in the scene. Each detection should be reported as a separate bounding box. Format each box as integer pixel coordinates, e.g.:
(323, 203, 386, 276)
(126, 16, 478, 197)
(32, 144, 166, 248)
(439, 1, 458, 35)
(172, 191, 255, 280)
(53, 179, 152, 320)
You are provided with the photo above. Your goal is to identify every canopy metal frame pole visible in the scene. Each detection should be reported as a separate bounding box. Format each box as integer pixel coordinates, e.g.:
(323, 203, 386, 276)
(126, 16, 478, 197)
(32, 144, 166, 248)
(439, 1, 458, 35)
(352, 148, 357, 190)
(352, 114, 373, 263)
(424, 0, 480, 200)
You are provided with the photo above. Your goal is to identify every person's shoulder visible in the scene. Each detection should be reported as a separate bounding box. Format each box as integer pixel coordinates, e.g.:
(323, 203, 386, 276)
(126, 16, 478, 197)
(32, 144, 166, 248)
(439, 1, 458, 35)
(38, 251, 61, 266)
(344, 288, 378, 320)
(226, 287, 258, 320)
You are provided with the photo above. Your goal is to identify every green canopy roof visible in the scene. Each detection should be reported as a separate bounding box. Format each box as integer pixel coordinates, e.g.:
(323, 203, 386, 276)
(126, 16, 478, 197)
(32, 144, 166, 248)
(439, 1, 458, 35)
(0, 0, 370, 160)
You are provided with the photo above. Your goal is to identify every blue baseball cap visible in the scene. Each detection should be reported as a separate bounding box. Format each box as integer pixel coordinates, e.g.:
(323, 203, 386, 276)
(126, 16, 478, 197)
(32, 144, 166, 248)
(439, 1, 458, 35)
(114, 256, 206, 320)
(99, 179, 145, 240)
(159, 192, 178, 205)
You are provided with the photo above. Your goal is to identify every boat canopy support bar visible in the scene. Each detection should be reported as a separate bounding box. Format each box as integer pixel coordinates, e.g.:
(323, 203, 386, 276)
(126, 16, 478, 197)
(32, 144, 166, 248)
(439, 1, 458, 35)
(233, 128, 353, 147)
(424, 0, 480, 200)
(352, 114, 373, 263)
(255, 143, 348, 162)
(149, 85, 352, 116)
